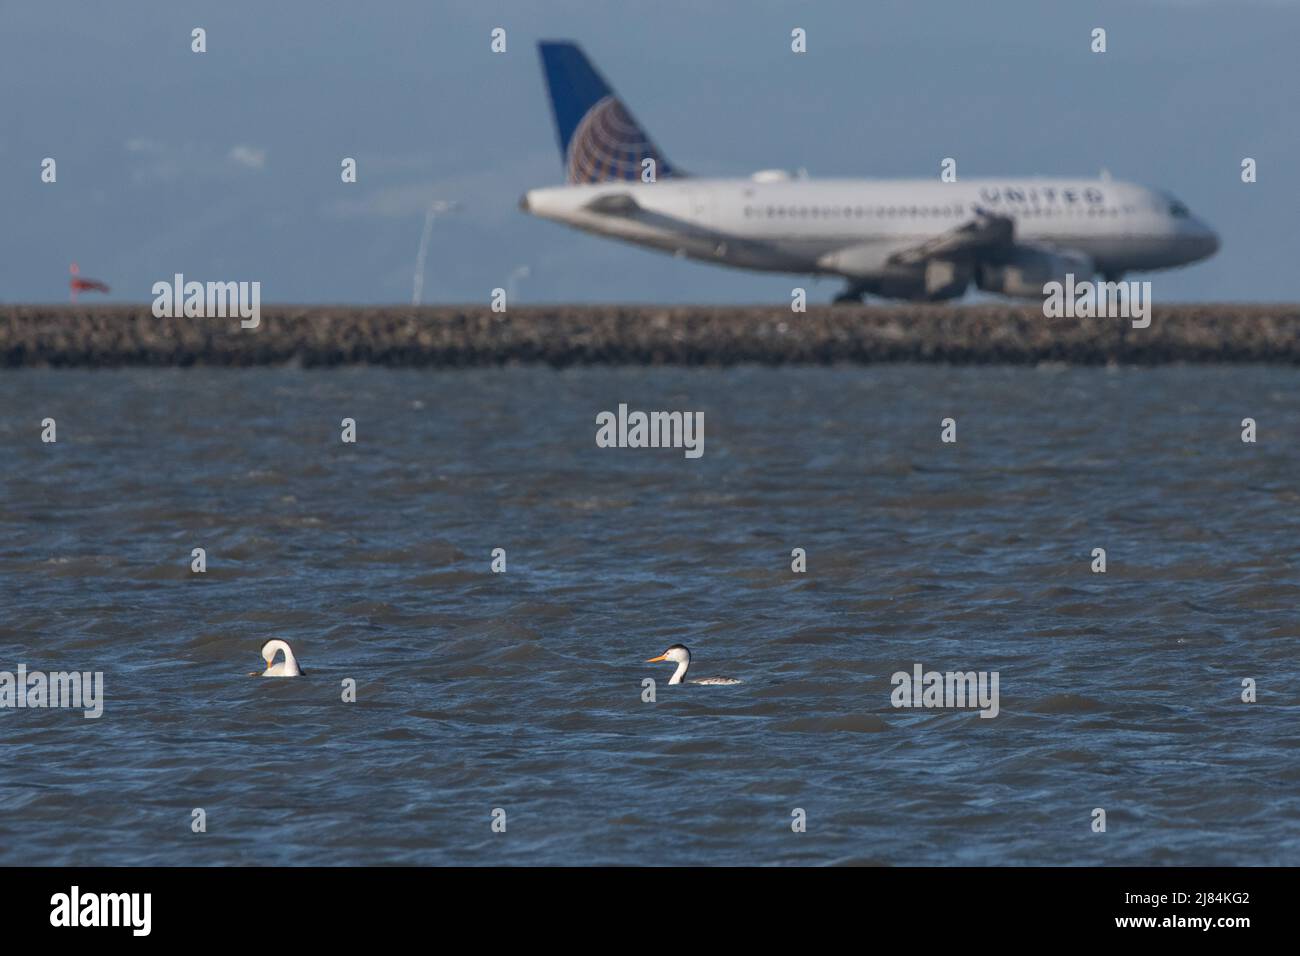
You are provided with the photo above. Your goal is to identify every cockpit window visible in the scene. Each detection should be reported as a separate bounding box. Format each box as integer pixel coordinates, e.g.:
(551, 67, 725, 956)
(1169, 201, 1190, 218)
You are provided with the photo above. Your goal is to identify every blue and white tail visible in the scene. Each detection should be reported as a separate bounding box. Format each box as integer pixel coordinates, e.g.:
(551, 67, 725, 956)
(538, 41, 681, 185)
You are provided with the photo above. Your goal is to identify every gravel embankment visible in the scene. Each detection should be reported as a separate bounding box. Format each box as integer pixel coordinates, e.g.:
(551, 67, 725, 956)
(2, 304, 1297, 366)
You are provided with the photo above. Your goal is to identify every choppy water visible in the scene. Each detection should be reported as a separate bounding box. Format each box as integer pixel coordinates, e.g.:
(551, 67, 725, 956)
(1, 364, 1297, 865)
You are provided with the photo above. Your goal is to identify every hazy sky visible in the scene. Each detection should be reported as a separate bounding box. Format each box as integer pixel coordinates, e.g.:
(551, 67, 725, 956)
(3, 0, 1296, 304)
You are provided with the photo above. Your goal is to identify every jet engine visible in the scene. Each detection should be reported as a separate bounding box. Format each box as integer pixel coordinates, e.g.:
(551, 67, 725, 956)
(921, 259, 973, 300)
(975, 246, 1094, 298)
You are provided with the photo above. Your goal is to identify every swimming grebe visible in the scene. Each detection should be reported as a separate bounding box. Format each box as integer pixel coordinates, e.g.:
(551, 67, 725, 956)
(645, 644, 741, 685)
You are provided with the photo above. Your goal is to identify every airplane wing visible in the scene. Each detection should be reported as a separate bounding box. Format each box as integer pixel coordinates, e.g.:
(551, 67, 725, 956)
(886, 207, 1014, 267)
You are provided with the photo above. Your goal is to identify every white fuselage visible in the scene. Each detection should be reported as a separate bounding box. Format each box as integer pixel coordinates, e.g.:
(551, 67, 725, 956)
(521, 176, 1218, 290)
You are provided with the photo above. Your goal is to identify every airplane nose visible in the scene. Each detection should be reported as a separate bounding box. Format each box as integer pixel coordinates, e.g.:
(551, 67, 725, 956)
(1194, 226, 1220, 260)
(1180, 219, 1219, 262)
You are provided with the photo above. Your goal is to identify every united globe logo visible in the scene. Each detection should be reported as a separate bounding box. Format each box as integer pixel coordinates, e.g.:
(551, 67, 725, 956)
(566, 95, 677, 184)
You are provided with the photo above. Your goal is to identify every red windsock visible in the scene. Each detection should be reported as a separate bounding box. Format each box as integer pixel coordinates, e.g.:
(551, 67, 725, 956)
(70, 277, 111, 293)
(69, 263, 109, 297)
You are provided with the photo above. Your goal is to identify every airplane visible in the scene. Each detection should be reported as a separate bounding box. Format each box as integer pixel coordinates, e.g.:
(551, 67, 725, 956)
(519, 41, 1220, 303)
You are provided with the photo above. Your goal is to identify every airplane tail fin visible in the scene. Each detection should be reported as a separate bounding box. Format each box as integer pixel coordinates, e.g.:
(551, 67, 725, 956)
(538, 41, 681, 184)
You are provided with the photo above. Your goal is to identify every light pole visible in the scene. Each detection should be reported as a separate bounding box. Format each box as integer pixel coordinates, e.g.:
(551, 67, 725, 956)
(506, 265, 531, 304)
(412, 199, 457, 306)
